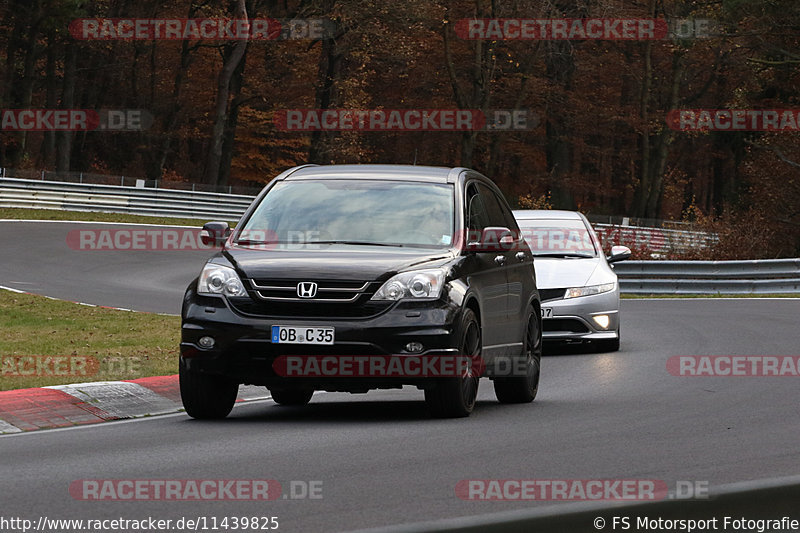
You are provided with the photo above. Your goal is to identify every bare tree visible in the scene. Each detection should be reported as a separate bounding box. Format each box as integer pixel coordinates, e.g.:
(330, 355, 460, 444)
(204, 0, 249, 187)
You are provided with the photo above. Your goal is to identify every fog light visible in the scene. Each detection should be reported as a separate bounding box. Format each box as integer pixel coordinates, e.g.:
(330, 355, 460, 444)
(198, 336, 215, 349)
(592, 315, 610, 329)
(405, 342, 424, 353)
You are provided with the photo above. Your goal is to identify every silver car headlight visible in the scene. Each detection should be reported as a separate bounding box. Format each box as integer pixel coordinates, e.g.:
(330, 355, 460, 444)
(564, 282, 616, 299)
(371, 269, 445, 301)
(197, 264, 247, 297)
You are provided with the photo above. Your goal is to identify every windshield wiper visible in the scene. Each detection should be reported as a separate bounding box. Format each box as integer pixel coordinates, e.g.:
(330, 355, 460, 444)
(314, 240, 403, 247)
(533, 253, 594, 258)
(234, 239, 406, 247)
(234, 239, 276, 245)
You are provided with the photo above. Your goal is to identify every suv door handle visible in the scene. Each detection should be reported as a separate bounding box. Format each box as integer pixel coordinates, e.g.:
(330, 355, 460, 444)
(516, 252, 526, 261)
(494, 255, 506, 265)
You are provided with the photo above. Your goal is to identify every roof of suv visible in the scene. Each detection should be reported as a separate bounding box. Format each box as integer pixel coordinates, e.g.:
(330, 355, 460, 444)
(283, 164, 463, 183)
(513, 209, 584, 220)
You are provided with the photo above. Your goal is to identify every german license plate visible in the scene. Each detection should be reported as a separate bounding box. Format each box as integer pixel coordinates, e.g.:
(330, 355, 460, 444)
(542, 307, 553, 319)
(271, 326, 335, 345)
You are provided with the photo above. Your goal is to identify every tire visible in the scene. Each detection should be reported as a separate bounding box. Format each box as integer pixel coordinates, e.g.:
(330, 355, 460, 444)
(270, 389, 314, 406)
(179, 360, 239, 419)
(424, 308, 481, 418)
(494, 306, 542, 404)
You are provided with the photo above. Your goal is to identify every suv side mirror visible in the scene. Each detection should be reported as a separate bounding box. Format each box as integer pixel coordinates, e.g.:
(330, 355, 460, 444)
(607, 245, 631, 263)
(200, 221, 231, 247)
(466, 227, 517, 252)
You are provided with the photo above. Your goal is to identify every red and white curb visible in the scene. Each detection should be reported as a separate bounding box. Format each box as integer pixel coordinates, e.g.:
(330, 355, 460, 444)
(0, 375, 270, 434)
(0, 221, 265, 434)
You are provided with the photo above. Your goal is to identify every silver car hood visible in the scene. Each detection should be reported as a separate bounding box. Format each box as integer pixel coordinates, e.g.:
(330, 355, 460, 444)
(533, 257, 603, 289)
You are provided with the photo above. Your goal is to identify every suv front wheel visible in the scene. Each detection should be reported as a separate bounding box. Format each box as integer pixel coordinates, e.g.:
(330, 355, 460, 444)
(179, 360, 239, 419)
(494, 306, 541, 403)
(424, 308, 481, 418)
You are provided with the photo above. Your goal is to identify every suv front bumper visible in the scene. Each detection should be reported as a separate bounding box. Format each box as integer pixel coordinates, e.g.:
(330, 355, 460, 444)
(180, 289, 465, 391)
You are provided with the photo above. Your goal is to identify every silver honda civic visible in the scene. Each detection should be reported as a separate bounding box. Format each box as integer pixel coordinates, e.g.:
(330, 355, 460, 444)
(513, 210, 630, 352)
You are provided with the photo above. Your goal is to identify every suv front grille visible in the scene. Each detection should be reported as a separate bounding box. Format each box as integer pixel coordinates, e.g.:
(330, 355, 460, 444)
(249, 278, 372, 302)
(230, 278, 390, 319)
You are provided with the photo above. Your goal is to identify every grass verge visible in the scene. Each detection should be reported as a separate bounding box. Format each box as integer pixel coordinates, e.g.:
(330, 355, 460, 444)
(0, 289, 179, 391)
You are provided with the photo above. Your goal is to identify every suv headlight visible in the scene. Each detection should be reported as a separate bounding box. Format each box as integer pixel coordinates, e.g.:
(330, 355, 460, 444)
(198, 264, 247, 297)
(371, 269, 445, 301)
(565, 282, 616, 299)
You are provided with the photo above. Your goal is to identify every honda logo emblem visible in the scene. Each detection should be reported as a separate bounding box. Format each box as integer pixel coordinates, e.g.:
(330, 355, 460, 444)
(297, 282, 318, 298)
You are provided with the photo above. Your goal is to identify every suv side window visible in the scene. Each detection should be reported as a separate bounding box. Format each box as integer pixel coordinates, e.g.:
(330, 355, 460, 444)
(495, 190, 521, 232)
(466, 183, 490, 233)
(477, 183, 510, 228)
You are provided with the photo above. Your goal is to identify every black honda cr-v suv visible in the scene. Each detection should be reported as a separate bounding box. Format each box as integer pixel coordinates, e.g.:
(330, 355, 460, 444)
(180, 164, 541, 418)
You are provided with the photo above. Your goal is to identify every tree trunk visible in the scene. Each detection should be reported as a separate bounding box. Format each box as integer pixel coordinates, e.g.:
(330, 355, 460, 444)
(203, 0, 248, 187)
(645, 53, 685, 218)
(219, 47, 248, 188)
(56, 43, 77, 174)
(147, 4, 199, 181)
(10, 0, 43, 168)
(442, 4, 495, 169)
(543, 40, 576, 210)
(41, 42, 58, 168)
(631, 0, 657, 218)
(309, 0, 341, 164)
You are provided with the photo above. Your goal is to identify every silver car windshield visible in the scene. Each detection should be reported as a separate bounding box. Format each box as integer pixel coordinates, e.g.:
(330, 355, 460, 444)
(517, 219, 598, 257)
(239, 179, 455, 249)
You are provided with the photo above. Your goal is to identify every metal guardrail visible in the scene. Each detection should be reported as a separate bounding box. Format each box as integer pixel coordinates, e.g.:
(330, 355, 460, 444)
(351, 475, 800, 533)
(0, 177, 254, 221)
(614, 259, 800, 294)
(1, 176, 796, 294)
(0, 175, 714, 255)
(593, 222, 717, 256)
(0, 166, 264, 195)
(587, 213, 698, 230)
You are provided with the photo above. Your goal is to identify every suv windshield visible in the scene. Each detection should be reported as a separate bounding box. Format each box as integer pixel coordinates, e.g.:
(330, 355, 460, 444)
(516, 219, 598, 257)
(239, 179, 455, 249)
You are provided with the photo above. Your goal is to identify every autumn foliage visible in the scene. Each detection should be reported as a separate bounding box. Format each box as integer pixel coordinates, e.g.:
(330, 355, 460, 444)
(1, 0, 799, 257)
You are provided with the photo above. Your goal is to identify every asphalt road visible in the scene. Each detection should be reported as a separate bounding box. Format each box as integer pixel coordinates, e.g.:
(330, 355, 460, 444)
(0, 221, 213, 313)
(1, 221, 799, 532)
